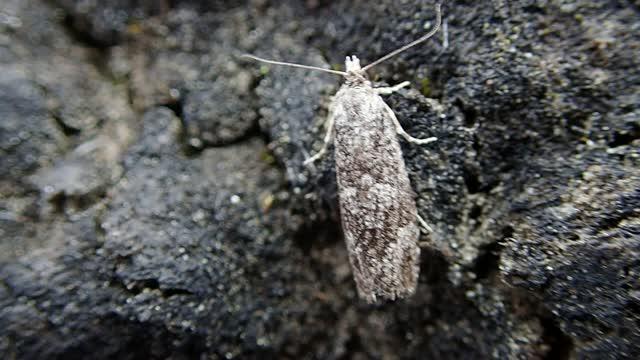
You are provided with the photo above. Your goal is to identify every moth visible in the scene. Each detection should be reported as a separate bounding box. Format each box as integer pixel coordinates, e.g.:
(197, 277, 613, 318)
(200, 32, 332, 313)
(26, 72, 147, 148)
(243, 4, 442, 302)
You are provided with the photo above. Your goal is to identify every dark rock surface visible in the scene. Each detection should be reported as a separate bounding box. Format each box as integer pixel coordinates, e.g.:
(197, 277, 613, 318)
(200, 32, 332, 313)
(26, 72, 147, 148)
(1, 0, 638, 358)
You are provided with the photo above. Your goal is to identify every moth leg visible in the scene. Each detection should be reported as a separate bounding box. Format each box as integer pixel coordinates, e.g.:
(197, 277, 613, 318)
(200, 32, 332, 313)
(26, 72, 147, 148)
(418, 214, 434, 248)
(417, 213, 433, 233)
(374, 81, 411, 95)
(382, 101, 438, 145)
(303, 110, 336, 166)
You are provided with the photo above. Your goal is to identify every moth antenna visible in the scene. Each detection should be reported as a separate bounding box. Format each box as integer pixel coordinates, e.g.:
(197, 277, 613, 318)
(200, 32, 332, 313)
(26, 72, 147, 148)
(241, 54, 348, 76)
(361, 3, 442, 72)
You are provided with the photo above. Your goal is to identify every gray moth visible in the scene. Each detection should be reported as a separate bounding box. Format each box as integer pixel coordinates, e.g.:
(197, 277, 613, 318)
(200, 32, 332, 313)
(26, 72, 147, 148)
(243, 4, 442, 303)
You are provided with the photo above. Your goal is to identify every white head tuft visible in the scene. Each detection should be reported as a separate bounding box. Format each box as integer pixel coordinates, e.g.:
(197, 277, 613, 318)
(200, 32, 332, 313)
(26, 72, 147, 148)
(345, 56, 362, 72)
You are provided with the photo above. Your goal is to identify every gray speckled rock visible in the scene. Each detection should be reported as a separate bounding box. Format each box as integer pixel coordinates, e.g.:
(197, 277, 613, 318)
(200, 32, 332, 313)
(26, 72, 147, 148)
(254, 46, 340, 221)
(0, 64, 62, 190)
(182, 73, 258, 147)
(1, 0, 639, 358)
(123, 5, 266, 145)
(501, 148, 640, 358)
(0, 0, 134, 261)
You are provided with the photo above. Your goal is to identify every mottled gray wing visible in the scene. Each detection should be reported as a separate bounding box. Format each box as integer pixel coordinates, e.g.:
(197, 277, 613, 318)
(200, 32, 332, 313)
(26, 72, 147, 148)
(332, 85, 420, 303)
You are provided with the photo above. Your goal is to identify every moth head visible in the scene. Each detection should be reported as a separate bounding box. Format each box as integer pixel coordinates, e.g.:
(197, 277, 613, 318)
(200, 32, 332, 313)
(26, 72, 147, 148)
(344, 55, 369, 85)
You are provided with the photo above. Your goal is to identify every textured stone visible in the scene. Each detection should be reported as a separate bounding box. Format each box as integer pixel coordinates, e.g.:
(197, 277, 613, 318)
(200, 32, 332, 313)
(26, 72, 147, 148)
(1, 0, 638, 358)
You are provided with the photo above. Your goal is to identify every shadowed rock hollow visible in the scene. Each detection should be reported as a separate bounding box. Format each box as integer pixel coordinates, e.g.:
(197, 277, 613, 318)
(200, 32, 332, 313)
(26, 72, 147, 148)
(1, 0, 639, 359)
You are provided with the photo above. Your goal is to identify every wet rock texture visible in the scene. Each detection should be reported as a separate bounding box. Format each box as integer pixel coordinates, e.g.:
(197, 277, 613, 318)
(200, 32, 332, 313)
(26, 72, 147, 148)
(1, 0, 638, 358)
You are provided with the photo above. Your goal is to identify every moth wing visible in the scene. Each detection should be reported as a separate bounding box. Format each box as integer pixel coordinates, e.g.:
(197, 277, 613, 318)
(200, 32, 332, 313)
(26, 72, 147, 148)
(332, 88, 420, 302)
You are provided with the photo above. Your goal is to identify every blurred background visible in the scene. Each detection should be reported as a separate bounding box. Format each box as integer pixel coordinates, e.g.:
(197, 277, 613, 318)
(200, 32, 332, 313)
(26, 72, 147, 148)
(1, 0, 639, 358)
